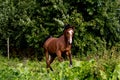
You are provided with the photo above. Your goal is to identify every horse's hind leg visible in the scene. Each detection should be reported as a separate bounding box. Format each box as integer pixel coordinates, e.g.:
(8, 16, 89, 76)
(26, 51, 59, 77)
(45, 50, 55, 71)
(45, 50, 51, 71)
(49, 55, 56, 71)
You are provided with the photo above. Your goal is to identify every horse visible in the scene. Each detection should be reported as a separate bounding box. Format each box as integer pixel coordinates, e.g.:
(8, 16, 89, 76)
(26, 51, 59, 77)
(43, 24, 75, 71)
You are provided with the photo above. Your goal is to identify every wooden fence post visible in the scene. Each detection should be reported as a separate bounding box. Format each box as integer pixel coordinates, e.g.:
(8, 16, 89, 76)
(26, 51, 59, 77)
(7, 37, 9, 59)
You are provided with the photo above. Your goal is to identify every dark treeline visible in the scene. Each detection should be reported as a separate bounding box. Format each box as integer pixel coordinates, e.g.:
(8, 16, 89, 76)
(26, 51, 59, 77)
(0, 0, 120, 60)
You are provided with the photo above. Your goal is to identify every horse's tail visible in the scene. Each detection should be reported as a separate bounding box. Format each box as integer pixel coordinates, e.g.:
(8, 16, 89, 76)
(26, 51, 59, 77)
(41, 35, 52, 48)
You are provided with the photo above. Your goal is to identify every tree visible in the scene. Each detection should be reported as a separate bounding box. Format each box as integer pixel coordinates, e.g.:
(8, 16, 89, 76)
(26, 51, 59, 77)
(0, 0, 120, 58)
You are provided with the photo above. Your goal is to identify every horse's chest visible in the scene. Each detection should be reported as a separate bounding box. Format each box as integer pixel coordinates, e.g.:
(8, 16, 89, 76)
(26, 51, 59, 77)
(61, 45, 71, 52)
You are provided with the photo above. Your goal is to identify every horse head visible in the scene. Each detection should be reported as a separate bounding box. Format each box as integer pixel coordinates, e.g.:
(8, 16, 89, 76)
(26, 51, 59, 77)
(64, 24, 75, 45)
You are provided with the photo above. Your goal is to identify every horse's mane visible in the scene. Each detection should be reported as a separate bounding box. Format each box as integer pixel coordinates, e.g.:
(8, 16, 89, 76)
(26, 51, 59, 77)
(57, 24, 73, 38)
(63, 24, 73, 32)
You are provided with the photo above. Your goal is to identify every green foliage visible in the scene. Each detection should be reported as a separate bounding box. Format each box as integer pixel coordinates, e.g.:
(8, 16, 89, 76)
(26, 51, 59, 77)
(0, 0, 120, 78)
(0, 50, 120, 80)
(70, 0, 120, 55)
(0, 0, 120, 57)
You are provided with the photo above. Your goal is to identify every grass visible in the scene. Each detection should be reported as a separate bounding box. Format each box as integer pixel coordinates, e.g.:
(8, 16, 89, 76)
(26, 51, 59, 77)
(0, 50, 120, 80)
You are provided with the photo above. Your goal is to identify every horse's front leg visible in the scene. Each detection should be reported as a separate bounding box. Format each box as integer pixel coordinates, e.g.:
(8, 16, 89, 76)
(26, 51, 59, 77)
(56, 50, 63, 62)
(67, 50, 72, 67)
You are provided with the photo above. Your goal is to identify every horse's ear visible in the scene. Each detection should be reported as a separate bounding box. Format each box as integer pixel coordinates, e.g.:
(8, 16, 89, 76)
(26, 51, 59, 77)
(72, 26, 75, 30)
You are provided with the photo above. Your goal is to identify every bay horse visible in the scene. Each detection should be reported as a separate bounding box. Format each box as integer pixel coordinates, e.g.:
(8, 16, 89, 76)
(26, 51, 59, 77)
(43, 24, 75, 71)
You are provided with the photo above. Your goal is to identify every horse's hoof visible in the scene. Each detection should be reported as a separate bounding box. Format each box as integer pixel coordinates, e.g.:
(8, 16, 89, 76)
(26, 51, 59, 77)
(69, 64, 72, 67)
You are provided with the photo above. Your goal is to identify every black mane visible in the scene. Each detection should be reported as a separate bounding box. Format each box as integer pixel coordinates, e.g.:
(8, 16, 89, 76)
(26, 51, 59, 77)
(64, 24, 73, 31)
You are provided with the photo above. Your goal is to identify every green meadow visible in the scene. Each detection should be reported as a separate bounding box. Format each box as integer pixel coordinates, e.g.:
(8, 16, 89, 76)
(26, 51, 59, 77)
(0, 50, 120, 80)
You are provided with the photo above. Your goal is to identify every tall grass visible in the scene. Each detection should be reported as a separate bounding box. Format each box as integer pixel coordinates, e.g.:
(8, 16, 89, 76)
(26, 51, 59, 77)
(0, 48, 120, 80)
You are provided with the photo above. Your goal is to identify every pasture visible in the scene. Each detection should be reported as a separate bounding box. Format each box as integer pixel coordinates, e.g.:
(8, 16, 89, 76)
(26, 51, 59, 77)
(0, 0, 120, 80)
(0, 51, 120, 80)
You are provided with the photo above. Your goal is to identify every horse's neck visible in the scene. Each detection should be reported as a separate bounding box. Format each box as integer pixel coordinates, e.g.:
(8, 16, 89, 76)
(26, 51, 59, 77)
(60, 35, 71, 48)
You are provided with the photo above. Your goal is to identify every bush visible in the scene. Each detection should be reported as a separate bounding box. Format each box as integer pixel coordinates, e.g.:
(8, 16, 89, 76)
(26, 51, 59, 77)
(0, 0, 120, 58)
(0, 48, 120, 80)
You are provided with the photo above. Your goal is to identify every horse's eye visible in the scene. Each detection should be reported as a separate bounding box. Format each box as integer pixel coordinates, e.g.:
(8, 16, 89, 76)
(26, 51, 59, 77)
(67, 32, 69, 34)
